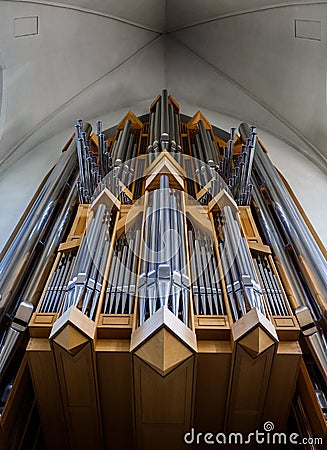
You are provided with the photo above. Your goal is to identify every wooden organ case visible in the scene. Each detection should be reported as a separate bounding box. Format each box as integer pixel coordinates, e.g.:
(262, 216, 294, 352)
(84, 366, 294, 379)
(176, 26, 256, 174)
(0, 91, 326, 450)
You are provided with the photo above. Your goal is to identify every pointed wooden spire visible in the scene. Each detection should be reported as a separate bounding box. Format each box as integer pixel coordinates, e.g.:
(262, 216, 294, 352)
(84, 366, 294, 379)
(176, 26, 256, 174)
(186, 111, 212, 132)
(145, 150, 186, 190)
(117, 110, 143, 130)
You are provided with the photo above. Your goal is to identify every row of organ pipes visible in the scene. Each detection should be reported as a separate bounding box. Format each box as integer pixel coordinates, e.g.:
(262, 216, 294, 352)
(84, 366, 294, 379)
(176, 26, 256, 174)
(0, 89, 326, 445)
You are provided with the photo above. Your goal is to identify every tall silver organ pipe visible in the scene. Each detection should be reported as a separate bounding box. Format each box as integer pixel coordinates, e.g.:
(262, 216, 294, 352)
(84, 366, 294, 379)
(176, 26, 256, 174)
(62, 203, 111, 319)
(138, 175, 189, 326)
(252, 183, 310, 312)
(0, 123, 92, 321)
(20, 173, 79, 308)
(148, 89, 181, 153)
(239, 123, 327, 323)
(76, 119, 138, 205)
(253, 253, 289, 316)
(217, 127, 256, 206)
(219, 205, 264, 320)
(252, 183, 327, 386)
(0, 149, 81, 379)
(189, 230, 224, 316)
(115, 119, 131, 166)
(153, 101, 161, 151)
(198, 120, 215, 166)
(103, 230, 141, 315)
(160, 89, 169, 148)
(1, 175, 78, 373)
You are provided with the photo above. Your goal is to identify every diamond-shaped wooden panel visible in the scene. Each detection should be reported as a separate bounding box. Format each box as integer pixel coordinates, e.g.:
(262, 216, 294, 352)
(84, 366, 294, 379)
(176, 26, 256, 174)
(239, 327, 274, 358)
(135, 328, 192, 376)
(53, 324, 88, 356)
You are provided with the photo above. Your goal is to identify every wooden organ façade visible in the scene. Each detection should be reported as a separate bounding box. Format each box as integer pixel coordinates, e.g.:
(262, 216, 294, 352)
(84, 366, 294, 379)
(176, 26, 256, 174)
(0, 91, 326, 449)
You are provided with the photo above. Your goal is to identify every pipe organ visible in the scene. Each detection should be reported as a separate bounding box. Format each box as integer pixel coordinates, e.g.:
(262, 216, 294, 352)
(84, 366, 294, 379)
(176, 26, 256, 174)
(0, 91, 326, 449)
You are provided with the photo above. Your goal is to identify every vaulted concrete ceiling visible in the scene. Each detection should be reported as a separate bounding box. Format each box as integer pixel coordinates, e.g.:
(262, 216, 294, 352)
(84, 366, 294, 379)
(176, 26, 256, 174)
(0, 1, 327, 173)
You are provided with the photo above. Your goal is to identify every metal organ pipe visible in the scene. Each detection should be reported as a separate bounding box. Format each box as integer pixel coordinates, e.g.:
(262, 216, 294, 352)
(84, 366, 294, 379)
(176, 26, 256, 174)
(174, 111, 182, 151)
(137, 175, 189, 326)
(189, 229, 224, 317)
(55, 204, 110, 320)
(115, 119, 131, 166)
(169, 104, 176, 150)
(216, 127, 255, 206)
(77, 120, 135, 205)
(252, 183, 308, 311)
(239, 123, 327, 323)
(147, 90, 181, 153)
(0, 131, 89, 379)
(20, 172, 78, 308)
(252, 183, 327, 386)
(153, 101, 161, 151)
(160, 89, 169, 148)
(219, 205, 264, 320)
(198, 120, 214, 166)
(0, 123, 92, 322)
(62, 203, 111, 319)
(147, 111, 155, 152)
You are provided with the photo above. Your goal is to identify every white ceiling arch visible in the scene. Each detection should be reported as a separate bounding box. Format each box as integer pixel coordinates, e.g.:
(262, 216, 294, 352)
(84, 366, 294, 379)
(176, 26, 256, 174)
(0, 0, 327, 174)
(9, 0, 165, 32)
(0, 1, 164, 173)
(166, 0, 327, 31)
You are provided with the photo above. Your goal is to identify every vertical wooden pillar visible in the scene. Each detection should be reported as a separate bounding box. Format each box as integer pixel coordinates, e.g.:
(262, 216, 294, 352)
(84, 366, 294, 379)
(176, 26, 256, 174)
(49, 306, 103, 450)
(130, 307, 197, 450)
(96, 315, 134, 450)
(225, 308, 278, 433)
(193, 316, 232, 436)
(263, 341, 302, 430)
(194, 340, 232, 438)
(27, 336, 69, 450)
(27, 313, 68, 450)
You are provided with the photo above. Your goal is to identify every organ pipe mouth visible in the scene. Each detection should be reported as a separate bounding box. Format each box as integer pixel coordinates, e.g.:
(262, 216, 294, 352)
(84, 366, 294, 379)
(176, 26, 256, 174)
(295, 305, 318, 335)
(0, 300, 34, 376)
